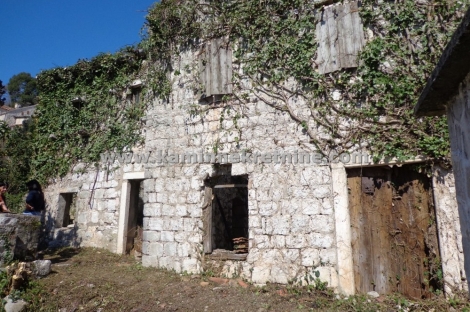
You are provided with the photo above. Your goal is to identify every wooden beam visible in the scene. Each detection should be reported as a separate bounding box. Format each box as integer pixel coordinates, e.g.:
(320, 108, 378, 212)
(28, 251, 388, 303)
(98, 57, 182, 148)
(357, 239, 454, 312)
(213, 184, 248, 189)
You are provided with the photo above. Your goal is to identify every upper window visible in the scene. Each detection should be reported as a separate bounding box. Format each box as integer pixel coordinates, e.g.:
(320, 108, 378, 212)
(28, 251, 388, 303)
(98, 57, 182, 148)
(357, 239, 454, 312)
(315, 1, 365, 74)
(129, 79, 142, 105)
(199, 38, 233, 101)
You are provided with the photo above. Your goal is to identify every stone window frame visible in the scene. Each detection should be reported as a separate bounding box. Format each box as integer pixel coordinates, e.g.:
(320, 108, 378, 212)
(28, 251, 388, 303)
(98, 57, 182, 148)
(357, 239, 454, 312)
(56, 191, 78, 229)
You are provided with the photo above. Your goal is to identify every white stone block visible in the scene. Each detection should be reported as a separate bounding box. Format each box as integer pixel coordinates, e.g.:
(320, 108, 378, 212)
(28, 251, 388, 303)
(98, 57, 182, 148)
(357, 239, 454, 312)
(251, 266, 271, 284)
(259, 201, 278, 216)
(142, 256, 159, 267)
(162, 204, 173, 216)
(148, 242, 163, 257)
(271, 235, 286, 248)
(143, 203, 162, 217)
(91, 211, 99, 224)
(164, 242, 177, 256)
(148, 192, 157, 203)
(183, 218, 197, 232)
(271, 215, 290, 235)
(141, 241, 150, 254)
(291, 214, 311, 233)
(143, 179, 155, 192)
(161, 231, 175, 242)
(281, 248, 300, 263)
(190, 176, 203, 190)
(319, 248, 337, 265)
(285, 234, 307, 248)
(270, 266, 289, 284)
(188, 233, 202, 243)
(253, 235, 270, 249)
(182, 258, 199, 273)
(189, 205, 202, 218)
(301, 198, 321, 215)
(175, 205, 187, 216)
(310, 215, 334, 233)
(156, 192, 168, 203)
(106, 199, 117, 211)
(147, 218, 163, 231)
(249, 215, 261, 229)
(281, 198, 302, 215)
(142, 231, 161, 242)
(301, 248, 320, 267)
(313, 186, 330, 198)
(308, 233, 334, 248)
(155, 180, 165, 192)
(229, 163, 246, 176)
(187, 191, 201, 204)
(169, 218, 184, 231)
(177, 242, 190, 257)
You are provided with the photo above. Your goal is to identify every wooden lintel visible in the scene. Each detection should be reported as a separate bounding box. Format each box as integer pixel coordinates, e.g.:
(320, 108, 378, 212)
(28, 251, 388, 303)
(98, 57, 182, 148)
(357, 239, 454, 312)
(206, 253, 248, 261)
(213, 184, 248, 189)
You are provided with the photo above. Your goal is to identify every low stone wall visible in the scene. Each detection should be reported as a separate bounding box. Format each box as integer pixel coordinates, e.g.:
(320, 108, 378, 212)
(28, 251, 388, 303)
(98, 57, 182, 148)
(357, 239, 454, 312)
(0, 214, 42, 265)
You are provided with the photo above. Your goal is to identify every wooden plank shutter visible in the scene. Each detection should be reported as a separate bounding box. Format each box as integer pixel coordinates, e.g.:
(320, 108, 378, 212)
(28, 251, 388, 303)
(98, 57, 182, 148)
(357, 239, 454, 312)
(202, 187, 213, 253)
(199, 38, 233, 98)
(316, 1, 365, 74)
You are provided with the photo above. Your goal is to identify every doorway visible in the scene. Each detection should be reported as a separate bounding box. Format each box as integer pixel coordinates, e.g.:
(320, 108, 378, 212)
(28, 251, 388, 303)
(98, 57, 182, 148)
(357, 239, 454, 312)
(347, 165, 442, 298)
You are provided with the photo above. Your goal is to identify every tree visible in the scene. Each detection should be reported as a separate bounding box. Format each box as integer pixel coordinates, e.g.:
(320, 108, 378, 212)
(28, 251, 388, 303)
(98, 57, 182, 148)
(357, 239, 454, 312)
(0, 80, 6, 105)
(7, 72, 38, 106)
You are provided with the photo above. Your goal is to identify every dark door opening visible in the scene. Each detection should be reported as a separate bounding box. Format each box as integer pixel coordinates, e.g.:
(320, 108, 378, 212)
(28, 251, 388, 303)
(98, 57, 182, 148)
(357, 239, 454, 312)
(57, 193, 76, 228)
(203, 172, 249, 257)
(347, 165, 442, 299)
(126, 180, 144, 259)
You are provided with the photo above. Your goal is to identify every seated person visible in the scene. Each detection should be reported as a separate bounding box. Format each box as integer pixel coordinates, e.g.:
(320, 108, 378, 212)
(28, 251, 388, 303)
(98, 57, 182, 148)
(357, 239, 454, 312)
(23, 180, 45, 216)
(0, 182, 11, 213)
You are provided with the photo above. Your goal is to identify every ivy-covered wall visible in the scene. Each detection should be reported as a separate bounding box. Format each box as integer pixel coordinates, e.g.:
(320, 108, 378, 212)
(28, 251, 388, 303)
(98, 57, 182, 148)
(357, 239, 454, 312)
(1, 0, 468, 195)
(20, 0, 469, 293)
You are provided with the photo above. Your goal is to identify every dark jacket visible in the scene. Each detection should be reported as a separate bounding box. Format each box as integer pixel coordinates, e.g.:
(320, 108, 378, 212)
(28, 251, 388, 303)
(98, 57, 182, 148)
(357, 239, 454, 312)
(25, 190, 45, 212)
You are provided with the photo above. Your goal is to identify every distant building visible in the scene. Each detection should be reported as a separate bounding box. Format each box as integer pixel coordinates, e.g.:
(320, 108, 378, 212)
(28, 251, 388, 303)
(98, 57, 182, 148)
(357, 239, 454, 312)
(0, 105, 36, 127)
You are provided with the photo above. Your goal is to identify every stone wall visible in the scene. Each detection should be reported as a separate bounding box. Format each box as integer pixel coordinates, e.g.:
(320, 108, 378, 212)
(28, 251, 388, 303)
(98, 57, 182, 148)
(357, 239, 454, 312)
(447, 72, 470, 291)
(0, 214, 42, 265)
(41, 49, 467, 294)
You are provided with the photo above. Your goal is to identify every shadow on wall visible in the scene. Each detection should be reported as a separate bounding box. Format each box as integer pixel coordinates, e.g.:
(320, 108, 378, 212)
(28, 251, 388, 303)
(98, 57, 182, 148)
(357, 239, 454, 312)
(44, 210, 82, 249)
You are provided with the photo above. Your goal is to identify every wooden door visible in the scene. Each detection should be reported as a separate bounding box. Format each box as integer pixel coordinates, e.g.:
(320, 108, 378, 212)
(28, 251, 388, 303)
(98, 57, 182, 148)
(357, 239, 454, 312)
(348, 165, 441, 299)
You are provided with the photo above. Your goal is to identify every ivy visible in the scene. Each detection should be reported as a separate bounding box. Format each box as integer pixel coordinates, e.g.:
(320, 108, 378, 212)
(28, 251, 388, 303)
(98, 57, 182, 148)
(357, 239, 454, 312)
(1, 0, 467, 194)
(0, 47, 147, 187)
(145, 0, 467, 160)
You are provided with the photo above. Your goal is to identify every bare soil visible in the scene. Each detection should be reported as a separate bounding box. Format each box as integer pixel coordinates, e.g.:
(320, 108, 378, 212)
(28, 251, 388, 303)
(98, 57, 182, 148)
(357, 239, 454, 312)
(20, 248, 470, 312)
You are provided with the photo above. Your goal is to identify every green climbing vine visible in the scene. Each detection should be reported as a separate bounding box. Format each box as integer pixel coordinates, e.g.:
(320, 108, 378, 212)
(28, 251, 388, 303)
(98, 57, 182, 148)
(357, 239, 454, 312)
(1, 0, 468, 193)
(0, 47, 148, 189)
(144, 0, 467, 160)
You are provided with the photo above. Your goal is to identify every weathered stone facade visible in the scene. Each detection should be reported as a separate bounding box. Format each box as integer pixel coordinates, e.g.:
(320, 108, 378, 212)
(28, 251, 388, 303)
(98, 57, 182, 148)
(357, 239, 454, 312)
(42, 37, 467, 296)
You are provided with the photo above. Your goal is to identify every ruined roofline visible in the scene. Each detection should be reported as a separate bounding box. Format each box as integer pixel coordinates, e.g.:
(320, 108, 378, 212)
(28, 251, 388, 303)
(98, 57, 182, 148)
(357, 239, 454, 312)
(415, 7, 470, 117)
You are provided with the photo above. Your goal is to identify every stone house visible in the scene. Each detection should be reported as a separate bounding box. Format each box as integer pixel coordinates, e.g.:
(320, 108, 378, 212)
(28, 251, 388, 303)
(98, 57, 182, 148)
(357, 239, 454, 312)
(415, 7, 470, 292)
(0, 105, 36, 127)
(42, 1, 467, 298)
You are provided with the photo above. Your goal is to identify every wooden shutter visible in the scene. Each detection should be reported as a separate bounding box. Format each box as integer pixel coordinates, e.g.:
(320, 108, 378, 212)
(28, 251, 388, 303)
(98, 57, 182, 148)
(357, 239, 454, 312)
(316, 1, 365, 74)
(199, 38, 233, 98)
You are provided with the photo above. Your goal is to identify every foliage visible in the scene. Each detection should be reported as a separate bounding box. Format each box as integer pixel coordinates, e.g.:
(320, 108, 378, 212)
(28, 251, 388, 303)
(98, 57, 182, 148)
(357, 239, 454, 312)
(145, 0, 469, 160)
(0, 47, 146, 198)
(7, 72, 38, 106)
(31, 47, 147, 182)
(0, 123, 32, 212)
(1, 0, 468, 195)
(0, 80, 6, 105)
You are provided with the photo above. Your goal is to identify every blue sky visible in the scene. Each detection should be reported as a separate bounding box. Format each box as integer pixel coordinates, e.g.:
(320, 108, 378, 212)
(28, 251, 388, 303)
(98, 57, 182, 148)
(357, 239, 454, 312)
(0, 0, 156, 98)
